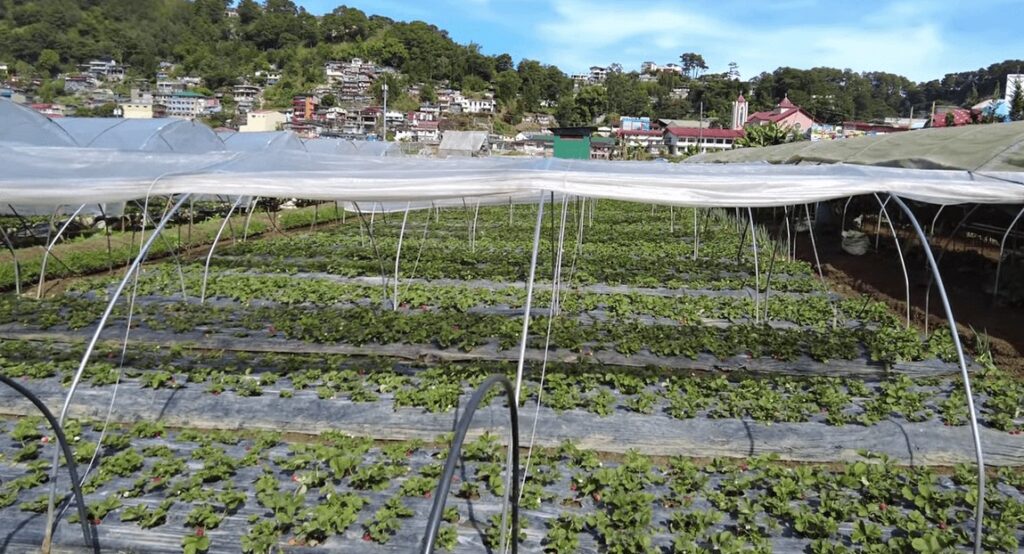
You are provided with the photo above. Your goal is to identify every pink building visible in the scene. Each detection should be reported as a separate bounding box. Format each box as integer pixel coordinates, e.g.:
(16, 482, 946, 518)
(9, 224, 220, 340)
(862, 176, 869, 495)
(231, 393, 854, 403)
(745, 95, 816, 134)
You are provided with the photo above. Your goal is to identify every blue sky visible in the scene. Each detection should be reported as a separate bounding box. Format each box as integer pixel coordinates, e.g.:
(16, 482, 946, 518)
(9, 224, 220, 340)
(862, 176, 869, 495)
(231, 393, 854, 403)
(294, 0, 1023, 82)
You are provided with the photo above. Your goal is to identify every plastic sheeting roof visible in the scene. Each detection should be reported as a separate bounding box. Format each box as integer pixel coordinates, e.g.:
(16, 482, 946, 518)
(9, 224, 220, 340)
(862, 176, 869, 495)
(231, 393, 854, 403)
(3, 143, 1023, 208)
(301, 138, 404, 157)
(3, 99, 1024, 210)
(219, 130, 307, 152)
(686, 121, 1024, 172)
(52, 118, 225, 153)
(0, 99, 77, 146)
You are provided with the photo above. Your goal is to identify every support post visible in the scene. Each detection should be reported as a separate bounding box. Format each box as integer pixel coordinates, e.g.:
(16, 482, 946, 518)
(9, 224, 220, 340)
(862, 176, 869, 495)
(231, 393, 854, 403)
(890, 195, 985, 554)
(44, 194, 191, 551)
(200, 196, 245, 303)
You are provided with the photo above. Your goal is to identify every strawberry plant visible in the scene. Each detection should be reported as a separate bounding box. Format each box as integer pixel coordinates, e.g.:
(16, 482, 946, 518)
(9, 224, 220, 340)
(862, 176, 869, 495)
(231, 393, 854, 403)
(181, 528, 210, 554)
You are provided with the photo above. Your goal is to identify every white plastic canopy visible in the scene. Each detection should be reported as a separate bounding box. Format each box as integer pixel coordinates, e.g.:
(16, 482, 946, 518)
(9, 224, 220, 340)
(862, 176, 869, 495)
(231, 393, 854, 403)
(2, 143, 1023, 208)
(2, 98, 1023, 209)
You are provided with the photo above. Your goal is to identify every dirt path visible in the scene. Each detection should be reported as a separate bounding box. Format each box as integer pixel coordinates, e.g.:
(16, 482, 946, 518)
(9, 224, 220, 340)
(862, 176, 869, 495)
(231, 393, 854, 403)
(794, 230, 1024, 376)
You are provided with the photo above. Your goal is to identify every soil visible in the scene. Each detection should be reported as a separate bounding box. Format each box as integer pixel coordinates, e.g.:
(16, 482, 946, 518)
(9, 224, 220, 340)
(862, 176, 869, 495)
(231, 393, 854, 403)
(794, 227, 1024, 376)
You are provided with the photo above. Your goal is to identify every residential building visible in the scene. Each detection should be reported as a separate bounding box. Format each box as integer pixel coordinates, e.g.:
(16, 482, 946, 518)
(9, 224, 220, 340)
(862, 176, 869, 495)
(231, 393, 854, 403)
(840, 121, 910, 136)
(156, 80, 186, 95)
(30, 103, 67, 117)
(929, 106, 973, 128)
(663, 63, 683, 75)
(588, 66, 608, 83)
(664, 127, 744, 155)
(395, 119, 439, 143)
(232, 84, 262, 112)
(525, 112, 555, 126)
(63, 75, 99, 94)
(590, 136, 615, 160)
(745, 96, 816, 134)
(616, 129, 663, 154)
(670, 87, 690, 100)
(82, 58, 125, 81)
(240, 110, 287, 132)
(155, 91, 217, 119)
(255, 69, 281, 86)
(120, 102, 155, 119)
(641, 61, 658, 74)
(458, 96, 496, 114)
(291, 95, 319, 126)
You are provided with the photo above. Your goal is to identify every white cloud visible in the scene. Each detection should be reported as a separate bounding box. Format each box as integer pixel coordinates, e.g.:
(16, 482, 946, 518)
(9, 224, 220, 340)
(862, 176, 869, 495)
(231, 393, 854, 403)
(533, 0, 955, 80)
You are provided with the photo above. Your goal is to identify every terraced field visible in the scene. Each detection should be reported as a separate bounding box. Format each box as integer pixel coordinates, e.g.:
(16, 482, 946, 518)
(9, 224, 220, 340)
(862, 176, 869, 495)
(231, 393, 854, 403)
(1, 201, 1021, 553)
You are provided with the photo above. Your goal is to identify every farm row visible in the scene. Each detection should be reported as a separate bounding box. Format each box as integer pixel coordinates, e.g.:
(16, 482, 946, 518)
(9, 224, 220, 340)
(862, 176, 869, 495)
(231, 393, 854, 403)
(2, 200, 1022, 553)
(1, 419, 1022, 553)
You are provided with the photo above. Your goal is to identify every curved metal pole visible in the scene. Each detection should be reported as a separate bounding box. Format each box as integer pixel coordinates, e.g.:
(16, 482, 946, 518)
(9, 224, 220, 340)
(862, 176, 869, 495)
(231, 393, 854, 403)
(353, 202, 391, 307)
(419, 374, 519, 554)
(692, 207, 699, 261)
(0, 223, 21, 294)
(242, 196, 260, 242)
(874, 202, 886, 250)
(783, 206, 792, 261)
(873, 194, 911, 328)
(514, 192, 546, 403)
(992, 205, 1024, 302)
(840, 196, 853, 231)
(0, 374, 98, 554)
(392, 202, 411, 310)
(924, 205, 980, 335)
(200, 196, 245, 304)
(929, 205, 945, 237)
(37, 204, 86, 299)
(747, 208, 760, 323)
(890, 195, 985, 554)
(804, 204, 824, 282)
(762, 233, 782, 321)
(45, 194, 191, 545)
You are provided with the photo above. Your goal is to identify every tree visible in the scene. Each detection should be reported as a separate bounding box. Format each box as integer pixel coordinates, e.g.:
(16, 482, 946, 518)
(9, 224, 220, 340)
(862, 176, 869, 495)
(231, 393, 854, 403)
(37, 48, 60, 77)
(494, 53, 514, 73)
(237, 0, 261, 25)
(679, 52, 707, 79)
(736, 122, 801, 148)
(321, 6, 367, 43)
(494, 70, 521, 107)
(1010, 77, 1024, 121)
(727, 62, 739, 80)
(419, 82, 436, 103)
(574, 85, 607, 123)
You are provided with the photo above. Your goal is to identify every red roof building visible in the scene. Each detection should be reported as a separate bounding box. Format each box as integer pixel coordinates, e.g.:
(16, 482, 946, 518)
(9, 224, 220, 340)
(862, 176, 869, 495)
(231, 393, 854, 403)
(745, 95, 816, 133)
(929, 107, 974, 128)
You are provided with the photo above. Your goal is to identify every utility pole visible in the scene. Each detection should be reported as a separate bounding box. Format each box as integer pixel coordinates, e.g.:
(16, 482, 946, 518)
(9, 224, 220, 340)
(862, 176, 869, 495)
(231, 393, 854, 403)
(382, 81, 388, 141)
(698, 101, 704, 154)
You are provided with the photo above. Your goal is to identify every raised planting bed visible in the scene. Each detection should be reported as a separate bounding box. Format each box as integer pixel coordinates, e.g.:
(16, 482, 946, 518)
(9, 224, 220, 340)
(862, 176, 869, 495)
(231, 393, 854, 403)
(1, 422, 1022, 553)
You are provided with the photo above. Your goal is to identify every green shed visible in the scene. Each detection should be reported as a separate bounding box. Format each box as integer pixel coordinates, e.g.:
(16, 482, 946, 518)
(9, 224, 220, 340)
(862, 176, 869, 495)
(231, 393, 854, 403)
(550, 126, 596, 160)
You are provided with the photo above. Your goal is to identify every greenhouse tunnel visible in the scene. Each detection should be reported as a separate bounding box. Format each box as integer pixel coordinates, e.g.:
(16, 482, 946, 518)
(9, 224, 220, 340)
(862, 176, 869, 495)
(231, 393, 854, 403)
(2, 98, 1024, 553)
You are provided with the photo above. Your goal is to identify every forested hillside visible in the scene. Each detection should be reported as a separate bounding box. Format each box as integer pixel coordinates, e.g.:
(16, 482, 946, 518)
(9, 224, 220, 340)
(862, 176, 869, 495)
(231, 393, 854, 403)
(0, 0, 1020, 125)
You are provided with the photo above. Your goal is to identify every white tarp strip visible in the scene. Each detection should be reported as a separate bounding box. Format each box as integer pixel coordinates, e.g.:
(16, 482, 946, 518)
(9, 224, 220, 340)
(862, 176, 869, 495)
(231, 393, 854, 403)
(2, 143, 1023, 208)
